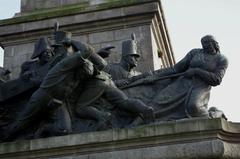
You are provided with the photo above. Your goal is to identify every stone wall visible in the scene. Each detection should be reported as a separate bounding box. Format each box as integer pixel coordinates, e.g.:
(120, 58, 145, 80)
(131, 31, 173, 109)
(21, 0, 110, 13)
(0, 118, 239, 159)
(0, 0, 175, 79)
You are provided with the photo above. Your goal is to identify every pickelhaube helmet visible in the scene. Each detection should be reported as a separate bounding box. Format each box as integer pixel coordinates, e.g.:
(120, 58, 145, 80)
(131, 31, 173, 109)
(31, 37, 52, 59)
(121, 33, 140, 58)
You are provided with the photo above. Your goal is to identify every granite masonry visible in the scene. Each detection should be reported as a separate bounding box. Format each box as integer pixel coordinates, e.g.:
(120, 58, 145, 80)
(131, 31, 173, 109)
(0, 0, 175, 78)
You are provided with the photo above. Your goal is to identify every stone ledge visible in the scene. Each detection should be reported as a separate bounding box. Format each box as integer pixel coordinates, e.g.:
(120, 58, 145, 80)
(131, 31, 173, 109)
(0, 1, 158, 38)
(0, 118, 239, 159)
(0, 0, 155, 27)
(20, 0, 153, 13)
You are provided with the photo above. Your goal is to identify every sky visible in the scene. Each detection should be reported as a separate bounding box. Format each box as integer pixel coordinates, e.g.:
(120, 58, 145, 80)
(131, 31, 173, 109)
(0, 0, 239, 122)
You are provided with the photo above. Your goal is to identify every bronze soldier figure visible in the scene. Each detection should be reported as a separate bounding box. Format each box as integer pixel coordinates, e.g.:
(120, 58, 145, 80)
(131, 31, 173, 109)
(20, 37, 53, 86)
(67, 41, 155, 130)
(106, 34, 141, 87)
(2, 37, 102, 141)
(0, 38, 53, 101)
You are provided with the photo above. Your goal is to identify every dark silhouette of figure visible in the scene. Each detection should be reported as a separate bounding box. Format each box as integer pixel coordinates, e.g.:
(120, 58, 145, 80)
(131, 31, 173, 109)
(70, 41, 155, 128)
(2, 36, 99, 141)
(0, 38, 53, 102)
(106, 34, 141, 87)
(2, 35, 155, 141)
(20, 37, 53, 86)
(140, 35, 228, 118)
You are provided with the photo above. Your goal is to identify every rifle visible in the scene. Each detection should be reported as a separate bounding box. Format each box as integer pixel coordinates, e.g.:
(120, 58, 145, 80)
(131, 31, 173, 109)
(120, 72, 185, 89)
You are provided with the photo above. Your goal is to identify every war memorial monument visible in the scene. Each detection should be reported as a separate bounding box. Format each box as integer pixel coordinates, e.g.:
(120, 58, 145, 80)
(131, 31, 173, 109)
(0, 0, 239, 158)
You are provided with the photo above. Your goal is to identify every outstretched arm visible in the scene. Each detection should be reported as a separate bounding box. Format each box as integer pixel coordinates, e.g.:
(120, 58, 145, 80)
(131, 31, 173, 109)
(153, 49, 195, 77)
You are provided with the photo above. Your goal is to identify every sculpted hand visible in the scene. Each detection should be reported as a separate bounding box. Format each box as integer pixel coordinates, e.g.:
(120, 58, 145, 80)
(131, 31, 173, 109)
(115, 79, 129, 87)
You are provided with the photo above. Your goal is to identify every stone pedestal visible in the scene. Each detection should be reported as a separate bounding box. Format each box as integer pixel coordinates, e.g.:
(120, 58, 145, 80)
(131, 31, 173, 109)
(0, 118, 239, 159)
(0, 0, 175, 78)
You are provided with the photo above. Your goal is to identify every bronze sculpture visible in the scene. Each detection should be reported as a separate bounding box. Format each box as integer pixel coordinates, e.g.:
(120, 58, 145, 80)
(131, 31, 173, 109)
(1, 36, 103, 140)
(0, 33, 228, 142)
(1, 35, 155, 141)
(106, 34, 141, 87)
(20, 37, 53, 86)
(121, 35, 228, 120)
(70, 41, 155, 128)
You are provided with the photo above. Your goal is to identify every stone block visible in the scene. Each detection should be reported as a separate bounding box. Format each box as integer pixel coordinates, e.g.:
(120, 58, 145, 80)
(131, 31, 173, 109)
(1, 0, 175, 79)
(21, 0, 86, 13)
(72, 35, 89, 44)
(114, 27, 141, 41)
(10, 67, 21, 79)
(4, 47, 15, 57)
(89, 31, 114, 44)
(3, 56, 12, 69)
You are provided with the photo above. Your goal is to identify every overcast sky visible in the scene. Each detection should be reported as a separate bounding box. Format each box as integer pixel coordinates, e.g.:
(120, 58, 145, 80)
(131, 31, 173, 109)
(0, 0, 240, 122)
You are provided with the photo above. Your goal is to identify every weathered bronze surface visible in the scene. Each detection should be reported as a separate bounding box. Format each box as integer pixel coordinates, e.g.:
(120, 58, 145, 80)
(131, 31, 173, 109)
(0, 33, 228, 142)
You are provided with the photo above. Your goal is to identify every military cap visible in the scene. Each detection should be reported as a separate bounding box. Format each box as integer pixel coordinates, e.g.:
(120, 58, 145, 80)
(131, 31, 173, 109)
(122, 33, 140, 58)
(31, 37, 52, 59)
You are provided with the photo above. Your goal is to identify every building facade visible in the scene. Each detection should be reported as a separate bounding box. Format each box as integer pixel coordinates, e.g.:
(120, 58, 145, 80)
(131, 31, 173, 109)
(0, 0, 175, 78)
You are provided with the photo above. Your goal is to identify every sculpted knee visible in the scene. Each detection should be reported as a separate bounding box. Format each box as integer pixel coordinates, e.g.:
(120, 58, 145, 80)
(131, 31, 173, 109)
(186, 104, 209, 117)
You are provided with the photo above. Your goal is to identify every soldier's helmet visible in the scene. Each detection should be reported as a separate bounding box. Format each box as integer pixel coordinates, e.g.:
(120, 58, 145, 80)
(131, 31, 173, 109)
(52, 31, 72, 46)
(121, 33, 140, 58)
(31, 37, 52, 59)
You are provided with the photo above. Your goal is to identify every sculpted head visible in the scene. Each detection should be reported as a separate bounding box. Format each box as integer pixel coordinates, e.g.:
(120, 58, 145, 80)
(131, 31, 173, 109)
(201, 35, 220, 54)
(122, 54, 140, 69)
(32, 37, 53, 64)
(38, 49, 53, 64)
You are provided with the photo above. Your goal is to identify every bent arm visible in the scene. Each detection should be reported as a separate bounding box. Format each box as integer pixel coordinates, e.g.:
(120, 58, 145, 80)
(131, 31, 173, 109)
(20, 62, 31, 76)
(196, 55, 228, 86)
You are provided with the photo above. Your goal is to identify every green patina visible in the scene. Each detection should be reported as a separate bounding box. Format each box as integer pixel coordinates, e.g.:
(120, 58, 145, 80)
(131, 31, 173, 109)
(0, 0, 154, 26)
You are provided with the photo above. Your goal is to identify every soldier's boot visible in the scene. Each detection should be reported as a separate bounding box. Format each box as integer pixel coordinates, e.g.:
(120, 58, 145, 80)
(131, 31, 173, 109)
(128, 116, 144, 127)
(128, 107, 155, 127)
(1, 120, 23, 142)
(123, 99, 155, 124)
(94, 112, 112, 130)
(141, 107, 155, 124)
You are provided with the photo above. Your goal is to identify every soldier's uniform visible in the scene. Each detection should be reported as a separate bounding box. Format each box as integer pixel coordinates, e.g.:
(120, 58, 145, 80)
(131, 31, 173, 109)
(4, 41, 100, 140)
(106, 34, 141, 83)
(20, 37, 53, 86)
(0, 38, 52, 102)
(76, 71, 154, 121)
(67, 40, 154, 125)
